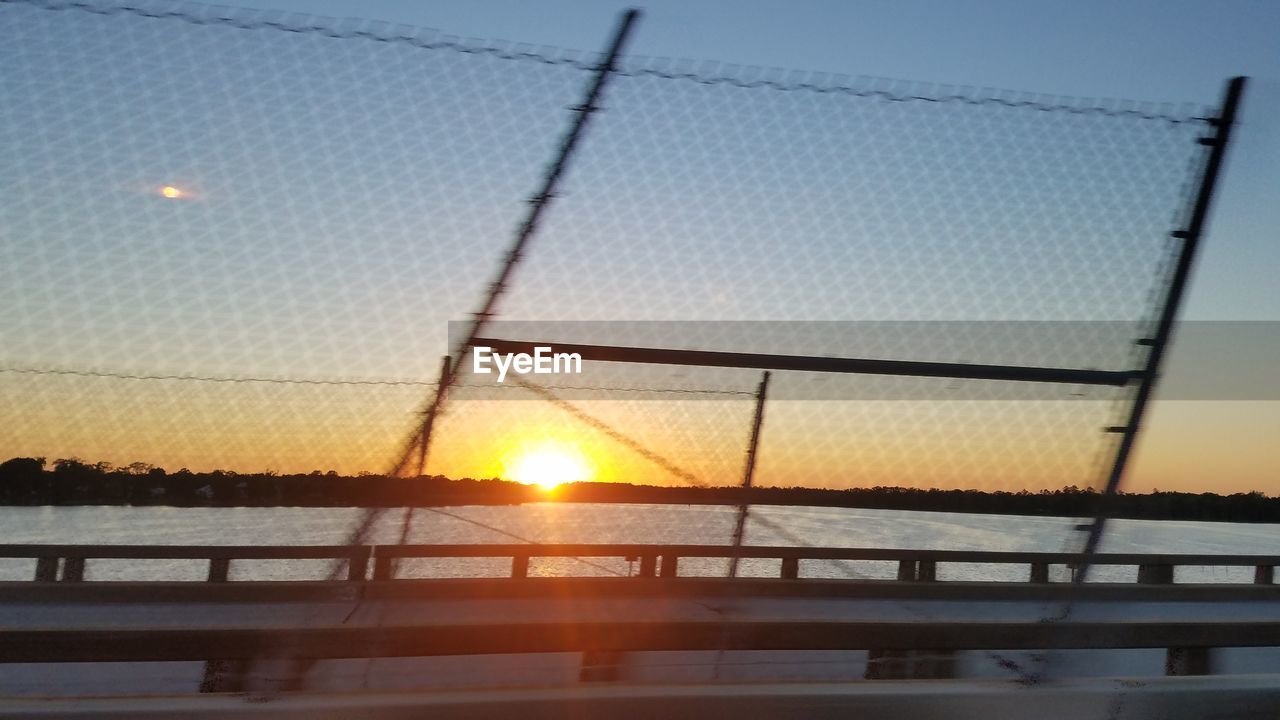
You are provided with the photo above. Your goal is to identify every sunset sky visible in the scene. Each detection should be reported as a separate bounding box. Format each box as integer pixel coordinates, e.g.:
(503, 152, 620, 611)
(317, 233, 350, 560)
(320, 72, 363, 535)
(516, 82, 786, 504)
(1, 0, 1276, 496)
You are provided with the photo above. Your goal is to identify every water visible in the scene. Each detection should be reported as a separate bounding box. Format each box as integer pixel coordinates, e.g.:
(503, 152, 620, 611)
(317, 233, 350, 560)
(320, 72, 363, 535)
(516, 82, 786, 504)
(1, 503, 1275, 583)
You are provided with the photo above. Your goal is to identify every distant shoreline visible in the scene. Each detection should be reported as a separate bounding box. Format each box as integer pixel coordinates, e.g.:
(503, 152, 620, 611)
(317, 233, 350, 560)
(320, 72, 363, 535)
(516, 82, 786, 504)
(2, 457, 1277, 525)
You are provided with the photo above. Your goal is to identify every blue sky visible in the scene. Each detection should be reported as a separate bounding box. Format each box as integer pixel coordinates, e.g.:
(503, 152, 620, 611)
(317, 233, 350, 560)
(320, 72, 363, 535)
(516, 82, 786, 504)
(224, 0, 1279, 321)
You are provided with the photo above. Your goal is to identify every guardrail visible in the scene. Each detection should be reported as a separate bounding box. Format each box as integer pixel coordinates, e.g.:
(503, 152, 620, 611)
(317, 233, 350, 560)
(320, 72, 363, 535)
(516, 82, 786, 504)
(7, 619, 1280, 661)
(3, 619, 1278, 682)
(2, 545, 1278, 685)
(0, 544, 371, 583)
(1, 543, 1275, 584)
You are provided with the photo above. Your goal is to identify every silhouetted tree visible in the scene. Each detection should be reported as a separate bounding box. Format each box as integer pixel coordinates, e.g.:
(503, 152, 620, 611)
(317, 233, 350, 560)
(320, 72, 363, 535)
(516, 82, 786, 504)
(1, 456, 1277, 522)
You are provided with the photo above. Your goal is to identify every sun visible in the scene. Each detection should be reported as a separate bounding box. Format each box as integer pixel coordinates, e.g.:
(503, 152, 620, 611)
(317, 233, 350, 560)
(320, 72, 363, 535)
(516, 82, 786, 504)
(507, 446, 591, 491)
(159, 185, 185, 199)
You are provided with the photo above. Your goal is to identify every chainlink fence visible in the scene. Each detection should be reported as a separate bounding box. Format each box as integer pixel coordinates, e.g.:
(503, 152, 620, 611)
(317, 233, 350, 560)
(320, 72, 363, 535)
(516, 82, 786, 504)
(0, 0, 1234, 693)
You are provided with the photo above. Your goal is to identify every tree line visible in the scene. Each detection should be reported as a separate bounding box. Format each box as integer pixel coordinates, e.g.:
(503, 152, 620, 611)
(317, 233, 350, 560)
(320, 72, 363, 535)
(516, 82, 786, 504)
(1, 457, 1276, 523)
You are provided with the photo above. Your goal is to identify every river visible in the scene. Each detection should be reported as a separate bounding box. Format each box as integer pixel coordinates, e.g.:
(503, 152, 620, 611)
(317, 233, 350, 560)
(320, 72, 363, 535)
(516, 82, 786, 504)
(2, 503, 1275, 583)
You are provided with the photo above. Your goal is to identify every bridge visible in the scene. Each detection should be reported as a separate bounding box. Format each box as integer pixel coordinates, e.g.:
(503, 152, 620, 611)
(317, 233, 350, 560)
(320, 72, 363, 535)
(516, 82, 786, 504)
(3, 543, 1277, 694)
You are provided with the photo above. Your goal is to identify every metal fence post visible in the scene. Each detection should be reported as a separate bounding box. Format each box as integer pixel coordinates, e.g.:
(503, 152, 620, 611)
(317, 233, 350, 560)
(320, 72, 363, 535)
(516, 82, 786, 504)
(660, 554, 679, 578)
(347, 547, 370, 582)
(729, 371, 771, 578)
(1029, 562, 1050, 583)
(638, 554, 657, 578)
(414, 355, 452, 478)
(61, 557, 85, 582)
(1138, 564, 1175, 584)
(385, 8, 642, 483)
(207, 558, 230, 583)
(373, 554, 395, 581)
(511, 554, 530, 578)
(1078, 77, 1248, 581)
(34, 556, 58, 582)
(1166, 647, 1212, 676)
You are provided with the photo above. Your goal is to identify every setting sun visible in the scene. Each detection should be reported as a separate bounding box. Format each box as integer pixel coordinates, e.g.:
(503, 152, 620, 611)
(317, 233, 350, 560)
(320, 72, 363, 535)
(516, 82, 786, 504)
(159, 185, 185, 199)
(507, 446, 591, 491)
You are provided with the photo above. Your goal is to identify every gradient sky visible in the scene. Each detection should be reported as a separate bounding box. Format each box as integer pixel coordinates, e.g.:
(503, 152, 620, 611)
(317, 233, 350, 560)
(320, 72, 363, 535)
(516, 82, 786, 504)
(246, 0, 1280, 495)
(2, 0, 1276, 494)
(227, 0, 1279, 323)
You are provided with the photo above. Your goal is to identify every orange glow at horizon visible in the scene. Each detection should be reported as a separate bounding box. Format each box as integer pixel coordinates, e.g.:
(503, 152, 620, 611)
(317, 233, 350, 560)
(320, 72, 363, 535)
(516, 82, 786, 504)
(5, 379, 1275, 496)
(505, 444, 593, 491)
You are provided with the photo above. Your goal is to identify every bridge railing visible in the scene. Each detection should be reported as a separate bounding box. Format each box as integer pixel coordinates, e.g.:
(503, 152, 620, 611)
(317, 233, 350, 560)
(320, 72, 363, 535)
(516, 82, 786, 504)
(1, 543, 1275, 585)
(0, 544, 372, 583)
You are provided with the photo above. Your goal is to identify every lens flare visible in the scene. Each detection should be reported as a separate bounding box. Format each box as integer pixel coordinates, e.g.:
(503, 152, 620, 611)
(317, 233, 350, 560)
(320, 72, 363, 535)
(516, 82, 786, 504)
(507, 446, 590, 491)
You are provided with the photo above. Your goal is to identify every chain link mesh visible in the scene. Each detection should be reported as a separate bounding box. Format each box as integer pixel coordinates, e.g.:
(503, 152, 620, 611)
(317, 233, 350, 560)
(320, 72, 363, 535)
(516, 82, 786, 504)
(0, 0, 1228, 692)
(1, 0, 1214, 526)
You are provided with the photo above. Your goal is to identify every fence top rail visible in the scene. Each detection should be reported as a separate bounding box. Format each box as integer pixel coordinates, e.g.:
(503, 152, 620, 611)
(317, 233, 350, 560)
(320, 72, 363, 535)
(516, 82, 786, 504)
(1, 543, 1276, 566)
(471, 338, 1140, 386)
(5, 620, 1280, 664)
